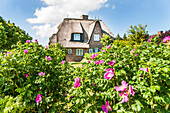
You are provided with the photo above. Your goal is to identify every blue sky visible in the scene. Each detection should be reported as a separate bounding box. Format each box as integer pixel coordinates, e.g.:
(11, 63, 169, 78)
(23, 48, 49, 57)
(0, 0, 170, 46)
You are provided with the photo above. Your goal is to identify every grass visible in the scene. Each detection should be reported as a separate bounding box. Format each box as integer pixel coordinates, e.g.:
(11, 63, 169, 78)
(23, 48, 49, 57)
(70, 58, 88, 68)
(70, 62, 82, 68)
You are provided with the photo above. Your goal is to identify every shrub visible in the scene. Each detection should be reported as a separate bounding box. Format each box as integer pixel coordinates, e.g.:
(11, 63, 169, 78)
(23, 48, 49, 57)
(101, 34, 114, 46)
(0, 36, 169, 112)
(112, 40, 135, 47)
(0, 16, 32, 50)
(0, 40, 74, 112)
(69, 41, 170, 112)
(127, 24, 148, 44)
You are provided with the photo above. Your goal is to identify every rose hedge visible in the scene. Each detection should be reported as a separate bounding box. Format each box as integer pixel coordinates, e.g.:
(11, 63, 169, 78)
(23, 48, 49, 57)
(68, 41, 170, 112)
(0, 40, 74, 112)
(0, 38, 169, 112)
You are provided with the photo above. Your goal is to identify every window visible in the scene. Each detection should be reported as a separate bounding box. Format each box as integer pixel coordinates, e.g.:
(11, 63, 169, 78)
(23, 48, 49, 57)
(89, 49, 93, 54)
(74, 34, 80, 41)
(71, 33, 83, 41)
(94, 34, 100, 41)
(67, 49, 72, 54)
(76, 49, 83, 56)
(94, 48, 99, 53)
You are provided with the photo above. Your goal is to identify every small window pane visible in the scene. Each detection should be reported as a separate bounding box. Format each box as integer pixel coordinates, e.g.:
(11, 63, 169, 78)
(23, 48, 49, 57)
(80, 49, 83, 56)
(68, 49, 72, 54)
(76, 49, 79, 56)
(76, 49, 83, 56)
(74, 34, 80, 40)
(94, 34, 100, 41)
(94, 48, 99, 53)
(89, 49, 93, 54)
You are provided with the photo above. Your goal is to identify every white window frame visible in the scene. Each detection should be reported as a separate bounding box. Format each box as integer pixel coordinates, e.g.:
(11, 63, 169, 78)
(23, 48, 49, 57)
(74, 34, 81, 41)
(67, 49, 72, 54)
(76, 49, 83, 56)
(89, 49, 93, 54)
(94, 34, 100, 41)
(94, 48, 99, 53)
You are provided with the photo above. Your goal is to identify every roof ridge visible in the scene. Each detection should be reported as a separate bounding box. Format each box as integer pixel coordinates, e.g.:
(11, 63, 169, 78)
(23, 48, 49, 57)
(89, 20, 97, 25)
(64, 18, 101, 21)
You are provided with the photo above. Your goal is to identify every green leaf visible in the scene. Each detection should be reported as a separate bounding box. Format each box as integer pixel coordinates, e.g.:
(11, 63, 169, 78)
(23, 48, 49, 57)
(76, 99, 80, 104)
(150, 86, 160, 92)
(162, 68, 169, 73)
(166, 79, 170, 85)
(131, 104, 141, 111)
(163, 96, 170, 104)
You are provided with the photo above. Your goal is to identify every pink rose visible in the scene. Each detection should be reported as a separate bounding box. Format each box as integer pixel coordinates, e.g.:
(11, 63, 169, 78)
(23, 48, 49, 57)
(115, 80, 128, 92)
(74, 77, 81, 88)
(26, 40, 31, 43)
(24, 49, 28, 53)
(25, 73, 29, 77)
(101, 101, 112, 113)
(35, 39, 38, 43)
(104, 69, 115, 80)
(36, 94, 42, 103)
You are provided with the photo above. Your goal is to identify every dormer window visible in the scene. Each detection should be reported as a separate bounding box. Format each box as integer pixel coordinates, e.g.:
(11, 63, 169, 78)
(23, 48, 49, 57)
(71, 33, 83, 41)
(94, 34, 100, 41)
(74, 34, 80, 41)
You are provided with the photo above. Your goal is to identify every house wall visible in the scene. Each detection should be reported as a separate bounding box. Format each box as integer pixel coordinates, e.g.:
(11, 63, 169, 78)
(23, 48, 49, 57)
(66, 48, 89, 62)
(89, 21, 104, 52)
(50, 20, 106, 62)
(66, 22, 104, 62)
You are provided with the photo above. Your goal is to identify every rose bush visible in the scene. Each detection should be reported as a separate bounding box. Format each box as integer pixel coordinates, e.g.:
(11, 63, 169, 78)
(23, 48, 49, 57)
(68, 39, 170, 112)
(0, 40, 74, 112)
(0, 36, 169, 112)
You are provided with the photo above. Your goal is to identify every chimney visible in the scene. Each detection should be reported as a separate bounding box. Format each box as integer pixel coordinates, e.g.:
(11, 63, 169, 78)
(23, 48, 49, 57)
(81, 15, 88, 19)
(158, 31, 163, 35)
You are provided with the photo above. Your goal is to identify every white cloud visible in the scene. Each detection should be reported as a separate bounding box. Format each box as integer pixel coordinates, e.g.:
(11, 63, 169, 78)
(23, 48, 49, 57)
(32, 24, 58, 38)
(27, 0, 108, 39)
(112, 5, 116, 9)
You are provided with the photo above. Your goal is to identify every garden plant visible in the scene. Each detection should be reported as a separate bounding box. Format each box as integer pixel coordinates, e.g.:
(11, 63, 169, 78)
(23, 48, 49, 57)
(0, 35, 169, 112)
(68, 35, 170, 112)
(0, 40, 74, 112)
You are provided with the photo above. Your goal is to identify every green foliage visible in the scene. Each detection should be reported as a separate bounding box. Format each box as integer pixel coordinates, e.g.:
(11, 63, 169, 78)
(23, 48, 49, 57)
(113, 40, 135, 47)
(101, 34, 114, 46)
(0, 41, 74, 112)
(127, 24, 148, 44)
(70, 41, 170, 112)
(151, 35, 161, 43)
(0, 95, 25, 113)
(0, 16, 32, 50)
(0, 32, 170, 112)
(123, 33, 127, 41)
(115, 33, 122, 40)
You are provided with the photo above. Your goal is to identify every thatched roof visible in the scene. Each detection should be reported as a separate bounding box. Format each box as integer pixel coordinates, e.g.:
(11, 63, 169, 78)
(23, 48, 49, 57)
(88, 21, 96, 41)
(50, 17, 114, 48)
(62, 41, 89, 48)
(100, 21, 114, 38)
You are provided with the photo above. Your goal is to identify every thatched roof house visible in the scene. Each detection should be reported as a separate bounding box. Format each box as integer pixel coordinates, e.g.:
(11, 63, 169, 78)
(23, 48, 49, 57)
(49, 15, 114, 62)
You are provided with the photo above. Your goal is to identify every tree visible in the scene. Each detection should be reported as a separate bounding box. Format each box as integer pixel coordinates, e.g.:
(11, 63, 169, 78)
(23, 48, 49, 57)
(127, 24, 148, 44)
(0, 16, 32, 50)
(123, 33, 127, 41)
(115, 33, 122, 40)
